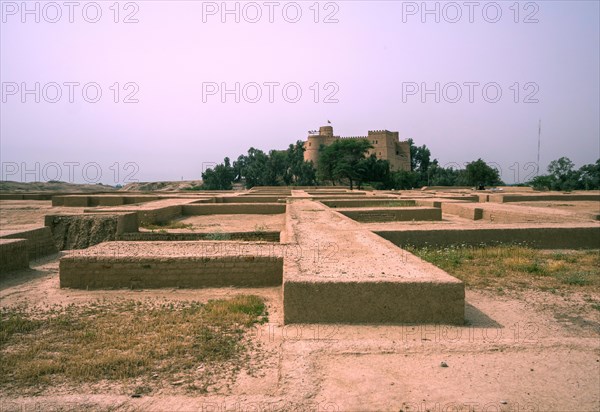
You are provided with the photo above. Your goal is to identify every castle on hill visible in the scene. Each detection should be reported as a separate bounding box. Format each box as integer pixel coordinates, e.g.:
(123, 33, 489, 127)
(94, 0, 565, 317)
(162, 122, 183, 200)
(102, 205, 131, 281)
(303, 126, 411, 171)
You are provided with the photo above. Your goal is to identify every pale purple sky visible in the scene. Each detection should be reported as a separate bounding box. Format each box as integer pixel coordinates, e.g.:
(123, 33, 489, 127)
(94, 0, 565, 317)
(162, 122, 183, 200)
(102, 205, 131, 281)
(1, 0, 599, 184)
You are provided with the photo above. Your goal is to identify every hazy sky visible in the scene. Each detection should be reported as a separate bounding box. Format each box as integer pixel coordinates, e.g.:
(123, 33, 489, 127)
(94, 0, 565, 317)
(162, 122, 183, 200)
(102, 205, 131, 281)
(1, 0, 599, 185)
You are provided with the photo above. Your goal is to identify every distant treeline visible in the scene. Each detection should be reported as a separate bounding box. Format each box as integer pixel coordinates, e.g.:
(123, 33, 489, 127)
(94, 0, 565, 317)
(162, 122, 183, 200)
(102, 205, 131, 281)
(196, 139, 599, 191)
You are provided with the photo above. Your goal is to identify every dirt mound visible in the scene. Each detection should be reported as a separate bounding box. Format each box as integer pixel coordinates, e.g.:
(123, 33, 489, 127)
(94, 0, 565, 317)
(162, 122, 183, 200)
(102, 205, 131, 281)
(0, 181, 116, 193)
(120, 181, 202, 192)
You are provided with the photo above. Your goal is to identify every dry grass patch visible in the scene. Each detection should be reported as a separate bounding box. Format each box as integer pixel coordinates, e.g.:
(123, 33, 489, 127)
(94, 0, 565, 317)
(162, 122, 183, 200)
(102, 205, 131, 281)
(0, 295, 267, 395)
(408, 245, 600, 294)
(141, 219, 194, 231)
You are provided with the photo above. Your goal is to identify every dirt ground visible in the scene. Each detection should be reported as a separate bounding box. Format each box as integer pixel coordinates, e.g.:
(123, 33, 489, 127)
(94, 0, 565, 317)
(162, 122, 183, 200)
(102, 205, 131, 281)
(510, 201, 600, 216)
(1, 255, 599, 412)
(175, 214, 285, 233)
(0, 200, 86, 230)
(1, 196, 599, 411)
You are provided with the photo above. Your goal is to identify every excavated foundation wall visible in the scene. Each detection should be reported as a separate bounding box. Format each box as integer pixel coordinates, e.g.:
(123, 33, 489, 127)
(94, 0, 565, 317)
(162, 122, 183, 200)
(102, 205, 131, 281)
(52, 195, 161, 207)
(441, 203, 483, 220)
(182, 204, 286, 215)
(45, 213, 138, 250)
(60, 256, 283, 289)
(376, 227, 600, 249)
(120, 231, 280, 242)
(0, 239, 29, 274)
(283, 281, 464, 324)
(217, 196, 284, 203)
(489, 194, 600, 203)
(321, 199, 416, 208)
(0, 227, 58, 259)
(338, 207, 442, 222)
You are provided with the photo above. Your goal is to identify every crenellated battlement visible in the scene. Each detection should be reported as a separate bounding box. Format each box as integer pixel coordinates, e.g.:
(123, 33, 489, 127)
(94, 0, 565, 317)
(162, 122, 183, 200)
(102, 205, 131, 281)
(303, 125, 411, 172)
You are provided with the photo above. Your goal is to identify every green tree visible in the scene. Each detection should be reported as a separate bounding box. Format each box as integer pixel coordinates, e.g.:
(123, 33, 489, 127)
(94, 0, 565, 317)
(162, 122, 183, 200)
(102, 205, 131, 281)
(465, 159, 503, 189)
(201, 157, 235, 190)
(356, 155, 391, 189)
(318, 139, 373, 189)
(547, 157, 579, 190)
(390, 170, 419, 189)
(578, 160, 600, 190)
(284, 141, 317, 186)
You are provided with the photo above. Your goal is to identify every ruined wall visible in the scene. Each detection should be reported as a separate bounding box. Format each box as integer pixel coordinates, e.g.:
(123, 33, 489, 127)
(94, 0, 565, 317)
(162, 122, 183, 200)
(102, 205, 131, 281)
(45, 213, 138, 250)
(489, 194, 600, 203)
(120, 231, 280, 242)
(376, 227, 600, 249)
(60, 256, 283, 289)
(0, 227, 58, 259)
(441, 203, 483, 220)
(182, 204, 285, 215)
(338, 207, 442, 222)
(321, 199, 416, 208)
(0, 239, 29, 274)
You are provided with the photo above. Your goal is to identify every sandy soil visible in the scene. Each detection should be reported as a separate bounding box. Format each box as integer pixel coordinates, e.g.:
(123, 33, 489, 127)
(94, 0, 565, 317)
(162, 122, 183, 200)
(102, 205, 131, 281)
(0, 200, 86, 230)
(510, 201, 600, 216)
(1, 256, 598, 411)
(1, 193, 599, 411)
(176, 214, 285, 233)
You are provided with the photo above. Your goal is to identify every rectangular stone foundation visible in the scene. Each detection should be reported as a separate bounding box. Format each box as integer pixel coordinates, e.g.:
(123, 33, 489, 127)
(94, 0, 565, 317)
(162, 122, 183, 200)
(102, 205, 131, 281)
(337, 207, 442, 222)
(284, 280, 464, 324)
(60, 241, 283, 289)
(0, 239, 29, 274)
(282, 200, 464, 324)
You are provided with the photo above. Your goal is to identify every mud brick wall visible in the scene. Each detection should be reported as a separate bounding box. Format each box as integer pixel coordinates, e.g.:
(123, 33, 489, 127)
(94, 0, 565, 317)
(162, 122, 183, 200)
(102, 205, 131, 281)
(52, 195, 161, 207)
(0, 239, 29, 274)
(138, 206, 183, 225)
(53, 195, 90, 207)
(321, 199, 416, 208)
(283, 281, 464, 324)
(45, 213, 138, 250)
(0, 193, 54, 200)
(217, 196, 284, 203)
(0, 227, 58, 259)
(338, 207, 441, 222)
(60, 256, 283, 289)
(441, 203, 483, 220)
(182, 204, 286, 215)
(489, 194, 600, 203)
(120, 231, 280, 242)
(376, 226, 600, 249)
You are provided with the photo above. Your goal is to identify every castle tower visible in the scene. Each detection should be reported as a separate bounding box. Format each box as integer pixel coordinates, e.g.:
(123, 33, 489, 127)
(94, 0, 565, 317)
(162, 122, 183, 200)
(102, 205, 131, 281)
(303, 126, 336, 167)
(302, 125, 411, 172)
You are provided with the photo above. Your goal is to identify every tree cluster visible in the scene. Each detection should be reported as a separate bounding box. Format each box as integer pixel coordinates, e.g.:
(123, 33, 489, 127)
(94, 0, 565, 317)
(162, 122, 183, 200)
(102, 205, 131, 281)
(200, 137, 597, 192)
(200, 141, 316, 190)
(528, 157, 599, 191)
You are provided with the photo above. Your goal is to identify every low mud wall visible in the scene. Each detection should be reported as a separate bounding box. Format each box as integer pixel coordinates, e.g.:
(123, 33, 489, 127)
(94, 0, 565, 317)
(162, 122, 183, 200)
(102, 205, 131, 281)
(45, 213, 138, 250)
(182, 204, 285, 215)
(0, 239, 29, 274)
(321, 199, 416, 208)
(441, 203, 483, 220)
(489, 194, 600, 203)
(376, 226, 600, 249)
(338, 207, 442, 222)
(217, 196, 285, 203)
(0, 227, 58, 259)
(120, 231, 280, 242)
(60, 255, 283, 289)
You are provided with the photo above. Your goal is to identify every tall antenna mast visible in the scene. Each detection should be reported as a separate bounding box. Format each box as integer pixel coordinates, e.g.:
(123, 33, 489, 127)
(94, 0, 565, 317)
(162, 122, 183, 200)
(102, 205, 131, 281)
(537, 119, 542, 175)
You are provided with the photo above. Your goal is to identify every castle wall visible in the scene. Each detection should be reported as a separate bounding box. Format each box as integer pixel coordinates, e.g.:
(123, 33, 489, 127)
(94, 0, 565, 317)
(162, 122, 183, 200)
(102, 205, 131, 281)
(304, 127, 411, 172)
